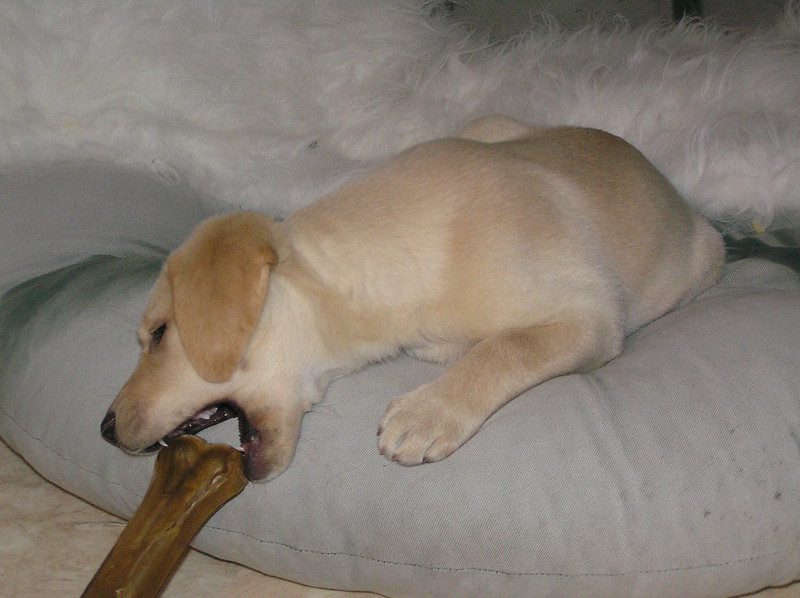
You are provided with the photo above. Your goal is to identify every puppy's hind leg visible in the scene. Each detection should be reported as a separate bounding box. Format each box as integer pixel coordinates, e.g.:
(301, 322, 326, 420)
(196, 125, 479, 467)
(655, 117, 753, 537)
(378, 315, 622, 465)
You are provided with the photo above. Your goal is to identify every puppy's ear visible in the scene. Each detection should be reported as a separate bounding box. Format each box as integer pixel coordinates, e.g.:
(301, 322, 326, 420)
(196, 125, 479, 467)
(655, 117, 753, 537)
(168, 213, 278, 383)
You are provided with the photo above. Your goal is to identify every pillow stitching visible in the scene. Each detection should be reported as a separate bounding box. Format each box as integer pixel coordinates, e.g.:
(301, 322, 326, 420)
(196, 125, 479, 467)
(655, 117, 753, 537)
(200, 525, 800, 578)
(2, 407, 799, 579)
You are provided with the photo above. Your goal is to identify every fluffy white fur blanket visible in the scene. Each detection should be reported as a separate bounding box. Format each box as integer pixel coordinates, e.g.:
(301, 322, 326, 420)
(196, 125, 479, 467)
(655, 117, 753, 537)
(2, 1, 799, 230)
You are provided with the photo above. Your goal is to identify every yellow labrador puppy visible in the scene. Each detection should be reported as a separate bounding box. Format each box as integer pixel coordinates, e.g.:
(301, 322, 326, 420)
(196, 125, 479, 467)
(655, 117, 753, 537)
(101, 116, 724, 481)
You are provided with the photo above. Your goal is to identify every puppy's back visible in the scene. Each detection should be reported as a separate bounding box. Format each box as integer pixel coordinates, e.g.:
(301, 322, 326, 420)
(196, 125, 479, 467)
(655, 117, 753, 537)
(287, 126, 723, 335)
(500, 127, 724, 330)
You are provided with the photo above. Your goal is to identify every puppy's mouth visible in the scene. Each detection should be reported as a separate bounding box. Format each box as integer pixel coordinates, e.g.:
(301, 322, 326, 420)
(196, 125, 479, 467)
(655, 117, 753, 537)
(135, 402, 259, 459)
(102, 401, 270, 481)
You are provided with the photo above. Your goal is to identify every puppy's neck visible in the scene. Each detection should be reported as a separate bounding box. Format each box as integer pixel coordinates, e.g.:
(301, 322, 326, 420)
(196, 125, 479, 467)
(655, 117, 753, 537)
(244, 263, 398, 408)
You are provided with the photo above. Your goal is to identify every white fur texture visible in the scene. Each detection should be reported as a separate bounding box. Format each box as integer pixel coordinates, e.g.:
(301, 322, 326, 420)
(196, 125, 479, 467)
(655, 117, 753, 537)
(1, 1, 799, 229)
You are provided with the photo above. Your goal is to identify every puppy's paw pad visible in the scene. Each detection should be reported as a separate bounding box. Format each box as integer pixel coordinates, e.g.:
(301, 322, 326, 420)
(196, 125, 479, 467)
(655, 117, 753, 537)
(377, 389, 479, 466)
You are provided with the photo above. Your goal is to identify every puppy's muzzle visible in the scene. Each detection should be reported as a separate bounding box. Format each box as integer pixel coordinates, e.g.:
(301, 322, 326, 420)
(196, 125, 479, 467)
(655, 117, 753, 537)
(100, 409, 162, 454)
(100, 403, 245, 456)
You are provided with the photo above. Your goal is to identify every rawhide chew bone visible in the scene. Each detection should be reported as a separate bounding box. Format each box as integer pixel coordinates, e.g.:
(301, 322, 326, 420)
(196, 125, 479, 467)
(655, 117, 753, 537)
(82, 435, 247, 598)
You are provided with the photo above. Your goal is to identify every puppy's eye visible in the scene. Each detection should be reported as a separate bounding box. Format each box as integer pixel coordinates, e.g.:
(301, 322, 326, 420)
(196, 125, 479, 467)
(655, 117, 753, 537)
(150, 323, 167, 347)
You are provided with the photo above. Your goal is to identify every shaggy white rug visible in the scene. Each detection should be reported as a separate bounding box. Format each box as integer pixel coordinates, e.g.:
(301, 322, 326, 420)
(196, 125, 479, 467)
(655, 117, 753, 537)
(2, 1, 799, 230)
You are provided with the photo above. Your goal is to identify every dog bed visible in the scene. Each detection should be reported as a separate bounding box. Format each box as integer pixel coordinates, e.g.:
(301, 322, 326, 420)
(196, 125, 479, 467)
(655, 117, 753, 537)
(1, 162, 799, 597)
(2, 2, 800, 596)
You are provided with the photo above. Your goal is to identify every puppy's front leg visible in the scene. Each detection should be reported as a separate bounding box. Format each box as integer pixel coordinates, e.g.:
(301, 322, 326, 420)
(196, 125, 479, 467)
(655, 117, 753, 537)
(378, 316, 622, 465)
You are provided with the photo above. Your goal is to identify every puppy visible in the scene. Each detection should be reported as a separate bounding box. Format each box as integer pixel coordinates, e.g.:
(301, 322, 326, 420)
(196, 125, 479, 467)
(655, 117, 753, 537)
(101, 116, 724, 481)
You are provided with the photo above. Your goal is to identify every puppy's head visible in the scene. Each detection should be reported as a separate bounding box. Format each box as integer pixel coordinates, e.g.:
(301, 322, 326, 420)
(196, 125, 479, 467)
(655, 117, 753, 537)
(101, 212, 300, 481)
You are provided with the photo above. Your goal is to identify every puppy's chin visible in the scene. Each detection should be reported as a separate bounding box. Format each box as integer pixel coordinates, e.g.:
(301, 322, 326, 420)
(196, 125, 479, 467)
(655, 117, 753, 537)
(243, 446, 275, 482)
(238, 408, 303, 482)
(241, 433, 296, 482)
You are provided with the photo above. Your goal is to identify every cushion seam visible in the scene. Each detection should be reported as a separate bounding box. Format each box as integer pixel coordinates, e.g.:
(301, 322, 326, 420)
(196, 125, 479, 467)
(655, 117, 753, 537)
(3, 408, 799, 578)
(202, 525, 800, 578)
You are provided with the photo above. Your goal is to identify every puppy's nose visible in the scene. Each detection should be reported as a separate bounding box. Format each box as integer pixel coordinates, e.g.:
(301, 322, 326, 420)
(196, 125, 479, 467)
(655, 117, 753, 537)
(101, 410, 118, 446)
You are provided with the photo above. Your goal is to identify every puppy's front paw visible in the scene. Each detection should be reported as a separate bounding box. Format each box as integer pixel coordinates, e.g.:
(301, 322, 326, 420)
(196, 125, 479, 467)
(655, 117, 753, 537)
(377, 385, 481, 466)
